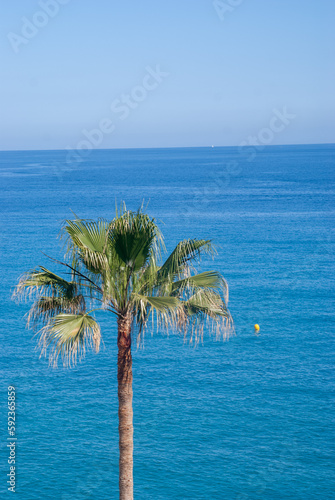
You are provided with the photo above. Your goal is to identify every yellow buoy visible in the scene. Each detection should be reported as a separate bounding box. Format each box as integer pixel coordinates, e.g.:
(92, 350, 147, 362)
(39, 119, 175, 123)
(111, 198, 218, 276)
(254, 324, 260, 331)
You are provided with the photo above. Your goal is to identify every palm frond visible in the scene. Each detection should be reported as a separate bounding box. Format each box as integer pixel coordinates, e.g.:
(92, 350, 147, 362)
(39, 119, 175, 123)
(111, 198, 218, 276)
(186, 289, 228, 317)
(108, 208, 163, 272)
(62, 218, 110, 272)
(132, 293, 184, 334)
(182, 288, 233, 343)
(157, 239, 214, 282)
(135, 294, 181, 312)
(171, 270, 228, 298)
(13, 267, 79, 301)
(38, 313, 101, 367)
(27, 295, 86, 330)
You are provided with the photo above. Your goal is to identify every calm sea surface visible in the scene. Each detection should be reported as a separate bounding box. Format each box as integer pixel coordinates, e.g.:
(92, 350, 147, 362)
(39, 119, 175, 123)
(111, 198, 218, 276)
(0, 145, 334, 499)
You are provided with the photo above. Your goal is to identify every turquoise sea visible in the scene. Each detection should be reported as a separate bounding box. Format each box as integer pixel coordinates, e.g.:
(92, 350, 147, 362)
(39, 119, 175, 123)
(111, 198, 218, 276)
(1, 144, 334, 499)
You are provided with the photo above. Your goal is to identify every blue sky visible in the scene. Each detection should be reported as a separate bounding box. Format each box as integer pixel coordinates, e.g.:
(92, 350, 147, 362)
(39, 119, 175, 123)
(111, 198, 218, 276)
(1, 0, 334, 150)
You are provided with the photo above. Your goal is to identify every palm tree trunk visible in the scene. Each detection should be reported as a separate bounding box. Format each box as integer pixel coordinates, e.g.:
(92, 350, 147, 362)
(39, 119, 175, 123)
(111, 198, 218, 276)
(117, 314, 133, 500)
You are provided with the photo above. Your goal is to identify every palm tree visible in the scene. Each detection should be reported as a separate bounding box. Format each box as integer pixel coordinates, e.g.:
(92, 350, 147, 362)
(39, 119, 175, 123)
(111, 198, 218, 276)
(14, 203, 232, 500)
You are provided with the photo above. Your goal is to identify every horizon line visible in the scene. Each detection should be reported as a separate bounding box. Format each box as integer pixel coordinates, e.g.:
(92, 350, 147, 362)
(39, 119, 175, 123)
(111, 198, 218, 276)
(0, 141, 334, 153)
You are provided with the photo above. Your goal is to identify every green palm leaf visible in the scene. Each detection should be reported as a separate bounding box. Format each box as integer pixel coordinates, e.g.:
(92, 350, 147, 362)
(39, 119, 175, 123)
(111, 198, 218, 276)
(14, 267, 79, 300)
(185, 289, 230, 319)
(27, 295, 86, 330)
(182, 289, 232, 342)
(110, 210, 162, 272)
(158, 239, 214, 282)
(38, 313, 101, 367)
(134, 294, 181, 312)
(132, 293, 183, 332)
(63, 218, 110, 271)
(171, 270, 227, 294)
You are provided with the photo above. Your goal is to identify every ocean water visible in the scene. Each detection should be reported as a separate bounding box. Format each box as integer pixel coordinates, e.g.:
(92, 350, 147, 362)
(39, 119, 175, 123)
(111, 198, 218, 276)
(0, 144, 334, 499)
